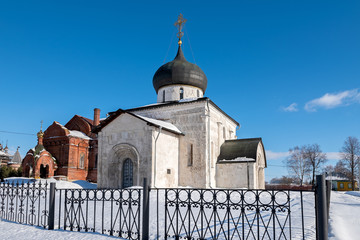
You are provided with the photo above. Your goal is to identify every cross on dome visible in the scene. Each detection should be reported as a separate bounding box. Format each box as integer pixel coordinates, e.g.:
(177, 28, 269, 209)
(174, 13, 187, 46)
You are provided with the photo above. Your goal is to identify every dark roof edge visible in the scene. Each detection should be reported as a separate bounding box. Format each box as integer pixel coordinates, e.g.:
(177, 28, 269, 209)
(220, 137, 267, 167)
(92, 109, 184, 136)
(259, 138, 267, 168)
(122, 97, 239, 126)
(207, 99, 240, 126)
(92, 109, 125, 133)
(224, 138, 262, 143)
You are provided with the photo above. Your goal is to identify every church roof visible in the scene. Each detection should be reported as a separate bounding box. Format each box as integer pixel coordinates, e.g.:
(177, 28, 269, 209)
(153, 46, 207, 93)
(217, 138, 267, 166)
(120, 97, 240, 126)
(0, 150, 10, 157)
(45, 121, 92, 140)
(93, 109, 184, 135)
(9, 149, 22, 164)
(134, 114, 183, 135)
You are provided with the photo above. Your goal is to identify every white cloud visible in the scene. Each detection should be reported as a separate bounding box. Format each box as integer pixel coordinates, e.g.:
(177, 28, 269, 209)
(305, 89, 360, 112)
(266, 150, 290, 160)
(325, 152, 342, 160)
(266, 150, 342, 161)
(282, 103, 298, 112)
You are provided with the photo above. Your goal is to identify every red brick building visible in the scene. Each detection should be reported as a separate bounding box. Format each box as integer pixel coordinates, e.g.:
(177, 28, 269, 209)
(22, 109, 100, 181)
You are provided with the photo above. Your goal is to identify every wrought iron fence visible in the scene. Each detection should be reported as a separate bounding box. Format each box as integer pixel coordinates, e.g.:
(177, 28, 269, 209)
(149, 188, 317, 240)
(0, 181, 49, 228)
(54, 188, 141, 240)
(0, 177, 331, 240)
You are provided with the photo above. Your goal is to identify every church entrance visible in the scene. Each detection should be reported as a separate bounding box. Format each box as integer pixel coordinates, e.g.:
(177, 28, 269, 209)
(122, 158, 133, 188)
(40, 164, 49, 178)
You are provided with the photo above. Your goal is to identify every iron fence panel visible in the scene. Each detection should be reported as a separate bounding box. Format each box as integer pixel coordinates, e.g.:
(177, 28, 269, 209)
(0, 181, 49, 228)
(55, 188, 141, 240)
(150, 188, 316, 240)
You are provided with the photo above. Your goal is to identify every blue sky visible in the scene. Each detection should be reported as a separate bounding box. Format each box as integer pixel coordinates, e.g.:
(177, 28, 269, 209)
(1, 1, 359, 181)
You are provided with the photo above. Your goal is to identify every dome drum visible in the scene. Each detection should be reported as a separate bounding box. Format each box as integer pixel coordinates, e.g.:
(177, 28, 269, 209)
(153, 46, 207, 99)
(157, 85, 204, 103)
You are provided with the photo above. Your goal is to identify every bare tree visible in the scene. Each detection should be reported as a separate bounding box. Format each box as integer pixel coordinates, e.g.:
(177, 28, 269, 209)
(340, 136, 360, 191)
(303, 144, 327, 185)
(286, 146, 310, 185)
(334, 160, 351, 179)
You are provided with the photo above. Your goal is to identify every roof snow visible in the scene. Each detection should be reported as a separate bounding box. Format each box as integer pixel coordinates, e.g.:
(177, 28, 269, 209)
(68, 130, 92, 140)
(218, 157, 256, 163)
(134, 114, 183, 135)
(0, 150, 11, 157)
(10, 150, 22, 164)
(53, 122, 92, 140)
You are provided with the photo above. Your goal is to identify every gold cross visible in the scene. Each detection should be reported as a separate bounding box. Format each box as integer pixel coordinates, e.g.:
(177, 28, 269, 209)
(174, 13, 187, 46)
(40, 120, 43, 131)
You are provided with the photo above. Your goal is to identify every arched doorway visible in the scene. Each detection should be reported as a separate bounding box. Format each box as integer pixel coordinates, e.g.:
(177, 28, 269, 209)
(40, 164, 49, 178)
(24, 164, 31, 177)
(122, 158, 133, 188)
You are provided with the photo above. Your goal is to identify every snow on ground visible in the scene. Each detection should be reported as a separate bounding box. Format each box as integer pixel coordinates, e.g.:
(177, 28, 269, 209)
(4, 177, 97, 189)
(1, 178, 359, 239)
(328, 191, 360, 240)
(0, 220, 119, 240)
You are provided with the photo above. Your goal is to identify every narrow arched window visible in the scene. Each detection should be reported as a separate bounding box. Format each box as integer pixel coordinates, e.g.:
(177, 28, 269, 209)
(197, 90, 200, 97)
(188, 144, 193, 166)
(122, 158, 133, 188)
(79, 153, 85, 169)
(180, 88, 184, 100)
(163, 90, 165, 102)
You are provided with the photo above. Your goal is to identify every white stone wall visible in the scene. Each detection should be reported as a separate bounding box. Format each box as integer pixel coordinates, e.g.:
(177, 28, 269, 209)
(131, 101, 208, 188)
(215, 141, 266, 189)
(207, 103, 238, 188)
(255, 142, 266, 189)
(152, 129, 179, 188)
(157, 85, 204, 103)
(131, 99, 239, 188)
(97, 114, 153, 188)
(216, 161, 256, 188)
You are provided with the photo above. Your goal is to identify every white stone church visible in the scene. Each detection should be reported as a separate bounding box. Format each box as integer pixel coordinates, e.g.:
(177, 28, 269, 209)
(94, 17, 266, 189)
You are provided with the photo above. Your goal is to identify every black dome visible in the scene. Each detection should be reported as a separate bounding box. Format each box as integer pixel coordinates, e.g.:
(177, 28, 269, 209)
(153, 46, 207, 93)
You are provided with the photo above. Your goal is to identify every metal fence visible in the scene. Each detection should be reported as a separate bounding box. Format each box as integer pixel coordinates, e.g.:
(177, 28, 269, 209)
(54, 187, 142, 239)
(0, 181, 49, 227)
(149, 188, 316, 240)
(0, 175, 331, 240)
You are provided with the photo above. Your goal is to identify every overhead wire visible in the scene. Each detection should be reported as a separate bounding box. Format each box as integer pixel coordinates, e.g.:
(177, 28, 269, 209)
(163, 28, 176, 64)
(184, 26, 196, 64)
(0, 130, 35, 136)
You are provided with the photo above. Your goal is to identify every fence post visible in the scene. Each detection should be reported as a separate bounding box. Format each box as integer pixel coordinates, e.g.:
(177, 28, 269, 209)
(48, 182, 56, 230)
(142, 178, 150, 240)
(326, 180, 331, 220)
(316, 174, 328, 240)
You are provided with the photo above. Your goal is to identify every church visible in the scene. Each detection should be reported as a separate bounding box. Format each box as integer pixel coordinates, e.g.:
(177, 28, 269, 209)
(21, 112, 100, 182)
(94, 15, 266, 189)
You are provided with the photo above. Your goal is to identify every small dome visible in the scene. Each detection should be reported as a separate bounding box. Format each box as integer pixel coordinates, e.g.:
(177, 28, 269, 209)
(153, 46, 207, 93)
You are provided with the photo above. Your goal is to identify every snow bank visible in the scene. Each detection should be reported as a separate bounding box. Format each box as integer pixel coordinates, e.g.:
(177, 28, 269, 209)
(328, 191, 360, 240)
(4, 177, 97, 189)
(0, 220, 120, 240)
(345, 191, 360, 197)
